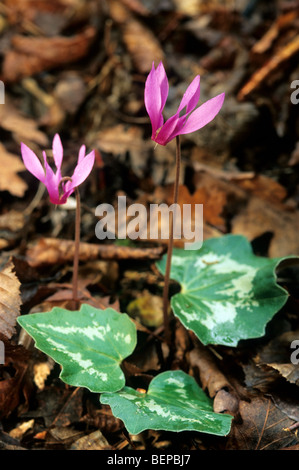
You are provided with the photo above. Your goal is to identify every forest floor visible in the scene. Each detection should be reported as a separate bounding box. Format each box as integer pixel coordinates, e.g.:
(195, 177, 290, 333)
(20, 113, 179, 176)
(1, 0, 299, 451)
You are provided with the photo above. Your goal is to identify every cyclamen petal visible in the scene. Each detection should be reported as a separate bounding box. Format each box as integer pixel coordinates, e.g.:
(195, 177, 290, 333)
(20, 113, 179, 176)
(42, 157, 61, 205)
(77, 145, 86, 165)
(144, 62, 225, 146)
(177, 75, 200, 115)
(52, 133, 64, 170)
(21, 143, 46, 182)
(144, 62, 168, 138)
(179, 93, 225, 135)
(68, 150, 95, 190)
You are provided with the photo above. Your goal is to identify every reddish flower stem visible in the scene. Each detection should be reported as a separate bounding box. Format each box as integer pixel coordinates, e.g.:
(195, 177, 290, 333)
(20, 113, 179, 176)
(59, 177, 81, 304)
(162, 135, 181, 343)
(73, 187, 81, 302)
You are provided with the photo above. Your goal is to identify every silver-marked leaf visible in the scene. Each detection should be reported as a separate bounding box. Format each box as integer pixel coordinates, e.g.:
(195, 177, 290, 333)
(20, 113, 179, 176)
(157, 235, 297, 346)
(17, 304, 137, 393)
(100, 370, 232, 435)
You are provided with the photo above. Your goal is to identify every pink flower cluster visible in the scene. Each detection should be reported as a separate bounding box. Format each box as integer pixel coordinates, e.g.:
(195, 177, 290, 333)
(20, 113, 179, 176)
(144, 62, 225, 146)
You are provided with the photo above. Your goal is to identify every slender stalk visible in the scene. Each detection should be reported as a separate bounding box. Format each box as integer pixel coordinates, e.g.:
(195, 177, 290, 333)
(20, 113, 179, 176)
(59, 177, 81, 304)
(73, 187, 81, 302)
(162, 135, 181, 342)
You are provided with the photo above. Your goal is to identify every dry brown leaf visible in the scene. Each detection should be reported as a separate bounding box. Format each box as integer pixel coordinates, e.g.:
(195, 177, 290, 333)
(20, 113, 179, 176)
(227, 396, 299, 450)
(232, 174, 287, 205)
(155, 183, 227, 228)
(0, 144, 28, 197)
(94, 124, 148, 155)
(0, 260, 22, 339)
(3, 0, 70, 24)
(2, 26, 96, 82)
(109, 0, 164, 73)
(9, 420, 34, 440)
(231, 197, 299, 257)
(33, 359, 55, 390)
(267, 363, 299, 386)
(253, 330, 299, 387)
(0, 97, 48, 146)
(70, 430, 111, 450)
(0, 210, 27, 249)
(0, 337, 30, 419)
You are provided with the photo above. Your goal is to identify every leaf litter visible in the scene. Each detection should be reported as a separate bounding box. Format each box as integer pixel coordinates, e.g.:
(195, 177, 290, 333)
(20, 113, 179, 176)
(0, 0, 299, 451)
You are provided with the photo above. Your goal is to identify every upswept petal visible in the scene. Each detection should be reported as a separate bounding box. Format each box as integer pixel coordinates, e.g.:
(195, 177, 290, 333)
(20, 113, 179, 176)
(52, 133, 63, 170)
(144, 62, 169, 137)
(178, 93, 225, 135)
(20, 143, 46, 182)
(68, 150, 95, 190)
(42, 151, 61, 204)
(177, 75, 200, 115)
(77, 145, 86, 165)
(155, 62, 169, 112)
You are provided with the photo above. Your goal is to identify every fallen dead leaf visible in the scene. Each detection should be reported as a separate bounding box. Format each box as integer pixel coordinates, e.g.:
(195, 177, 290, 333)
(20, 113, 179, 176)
(0, 338, 30, 419)
(70, 429, 111, 450)
(2, 26, 96, 82)
(0, 210, 27, 249)
(0, 144, 28, 197)
(226, 395, 299, 450)
(232, 174, 287, 205)
(254, 330, 299, 387)
(33, 359, 55, 390)
(0, 259, 22, 339)
(231, 197, 299, 257)
(109, 0, 164, 73)
(0, 97, 48, 146)
(9, 419, 34, 440)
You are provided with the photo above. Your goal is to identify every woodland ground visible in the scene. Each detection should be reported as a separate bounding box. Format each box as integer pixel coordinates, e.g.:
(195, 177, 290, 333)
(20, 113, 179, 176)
(0, 0, 299, 451)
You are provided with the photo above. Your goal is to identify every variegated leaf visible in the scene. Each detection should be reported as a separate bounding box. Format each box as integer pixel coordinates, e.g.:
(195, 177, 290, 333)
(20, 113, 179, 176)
(156, 235, 296, 346)
(17, 304, 137, 393)
(100, 370, 233, 435)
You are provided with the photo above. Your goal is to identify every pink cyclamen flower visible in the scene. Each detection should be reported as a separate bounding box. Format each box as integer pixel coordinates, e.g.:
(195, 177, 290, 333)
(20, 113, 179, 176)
(21, 134, 95, 205)
(144, 61, 225, 146)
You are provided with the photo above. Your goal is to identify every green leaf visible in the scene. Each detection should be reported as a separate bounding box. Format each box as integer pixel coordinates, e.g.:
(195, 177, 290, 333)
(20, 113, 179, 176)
(100, 370, 232, 435)
(17, 304, 137, 393)
(157, 234, 296, 346)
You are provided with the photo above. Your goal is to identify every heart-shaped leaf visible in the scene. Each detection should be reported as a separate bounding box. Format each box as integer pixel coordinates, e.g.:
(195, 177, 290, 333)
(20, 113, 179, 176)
(157, 235, 296, 346)
(100, 370, 232, 435)
(17, 304, 137, 393)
